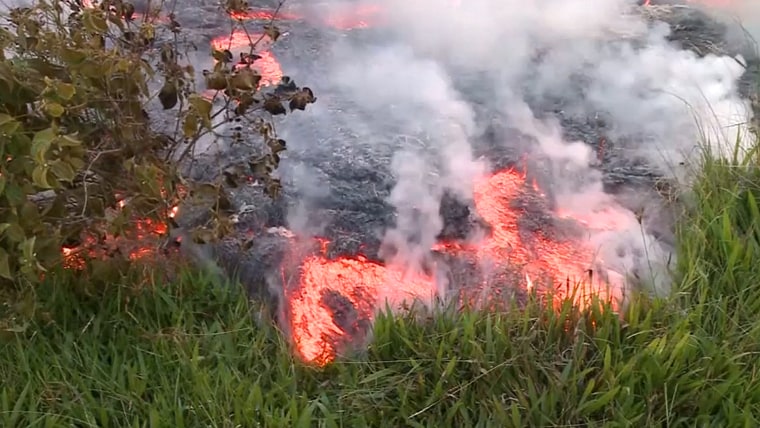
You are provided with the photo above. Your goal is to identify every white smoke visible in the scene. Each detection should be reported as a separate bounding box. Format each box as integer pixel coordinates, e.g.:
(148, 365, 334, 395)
(328, 44, 486, 274)
(308, 0, 754, 300)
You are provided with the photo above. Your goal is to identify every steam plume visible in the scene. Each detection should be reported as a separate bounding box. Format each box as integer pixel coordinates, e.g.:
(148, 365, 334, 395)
(293, 0, 754, 300)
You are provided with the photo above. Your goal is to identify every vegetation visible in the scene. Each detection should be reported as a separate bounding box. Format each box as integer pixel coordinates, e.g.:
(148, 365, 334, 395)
(0, 0, 313, 287)
(1, 0, 760, 426)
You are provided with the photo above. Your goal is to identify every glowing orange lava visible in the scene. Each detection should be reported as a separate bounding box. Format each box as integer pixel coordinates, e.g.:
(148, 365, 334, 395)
(321, 4, 385, 30)
(61, 204, 179, 269)
(287, 168, 620, 366)
(225, 4, 383, 30)
(287, 244, 437, 365)
(209, 31, 283, 88)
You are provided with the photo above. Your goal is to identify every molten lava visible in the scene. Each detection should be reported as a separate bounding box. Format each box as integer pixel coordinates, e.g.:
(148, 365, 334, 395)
(286, 242, 438, 365)
(61, 202, 179, 270)
(226, 4, 384, 30)
(286, 168, 620, 366)
(209, 31, 283, 87)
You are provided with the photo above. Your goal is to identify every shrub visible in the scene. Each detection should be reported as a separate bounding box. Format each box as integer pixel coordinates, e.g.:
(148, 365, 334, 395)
(0, 0, 314, 287)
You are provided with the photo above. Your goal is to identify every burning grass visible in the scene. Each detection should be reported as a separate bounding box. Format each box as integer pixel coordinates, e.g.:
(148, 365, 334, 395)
(1, 145, 760, 425)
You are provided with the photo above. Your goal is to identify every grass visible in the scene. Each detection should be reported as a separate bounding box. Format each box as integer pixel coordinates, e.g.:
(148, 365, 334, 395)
(1, 152, 760, 427)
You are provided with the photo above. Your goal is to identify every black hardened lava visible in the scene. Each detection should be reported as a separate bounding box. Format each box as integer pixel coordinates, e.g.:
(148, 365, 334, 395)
(171, 3, 759, 314)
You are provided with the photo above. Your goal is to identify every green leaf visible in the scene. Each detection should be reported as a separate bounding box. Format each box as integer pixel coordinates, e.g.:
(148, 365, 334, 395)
(82, 9, 110, 34)
(20, 236, 36, 262)
(31, 128, 56, 164)
(57, 134, 82, 147)
(32, 165, 52, 189)
(0, 247, 11, 279)
(55, 82, 76, 101)
(0, 175, 6, 196)
(0, 113, 20, 135)
(60, 48, 88, 66)
(3, 183, 26, 207)
(44, 102, 65, 118)
(49, 160, 76, 183)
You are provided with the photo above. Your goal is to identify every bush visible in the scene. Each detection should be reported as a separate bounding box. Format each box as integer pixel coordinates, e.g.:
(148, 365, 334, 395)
(0, 0, 314, 287)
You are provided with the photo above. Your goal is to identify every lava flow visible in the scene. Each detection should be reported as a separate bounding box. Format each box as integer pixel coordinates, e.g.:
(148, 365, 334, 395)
(286, 168, 622, 366)
(228, 4, 384, 30)
(285, 239, 438, 365)
(439, 169, 620, 309)
(209, 31, 283, 87)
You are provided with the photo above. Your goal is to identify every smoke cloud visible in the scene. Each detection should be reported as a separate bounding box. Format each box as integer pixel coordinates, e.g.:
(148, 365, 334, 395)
(289, 0, 754, 302)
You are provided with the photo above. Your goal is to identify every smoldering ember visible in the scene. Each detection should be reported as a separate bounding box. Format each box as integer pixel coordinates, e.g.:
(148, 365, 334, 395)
(61, 0, 759, 365)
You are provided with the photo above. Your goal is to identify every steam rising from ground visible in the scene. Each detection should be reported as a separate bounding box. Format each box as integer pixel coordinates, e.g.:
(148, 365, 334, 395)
(296, 0, 754, 301)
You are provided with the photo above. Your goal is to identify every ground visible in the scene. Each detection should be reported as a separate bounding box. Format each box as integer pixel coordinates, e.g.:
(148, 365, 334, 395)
(1, 152, 760, 426)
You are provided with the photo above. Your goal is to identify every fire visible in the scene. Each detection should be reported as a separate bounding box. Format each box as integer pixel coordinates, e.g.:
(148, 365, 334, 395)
(287, 168, 621, 366)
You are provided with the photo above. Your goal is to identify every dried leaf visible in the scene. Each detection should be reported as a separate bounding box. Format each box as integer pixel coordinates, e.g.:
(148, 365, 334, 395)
(188, 94, 213, 129)
(267, 138, 286, 154)
(264, 24, 281, 42)
(230, 67, 261, 91)
(248, 154, 274, 178)
(122, 2, 135, 21)
(212, 49, 234, 63)
(182, 113, 199, 139)
(289, 87, 316, 112)
(204, 70, 227, 91)
(234, 92, 256, 115)
(265, 178, 282, 198)
(263, 96, 286, 115)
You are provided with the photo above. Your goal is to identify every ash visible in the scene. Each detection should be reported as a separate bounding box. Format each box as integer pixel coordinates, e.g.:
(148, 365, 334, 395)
(170, 3, 758, 326)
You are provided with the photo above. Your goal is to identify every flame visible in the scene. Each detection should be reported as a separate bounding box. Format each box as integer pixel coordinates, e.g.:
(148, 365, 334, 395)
(287, 168, 621, 366)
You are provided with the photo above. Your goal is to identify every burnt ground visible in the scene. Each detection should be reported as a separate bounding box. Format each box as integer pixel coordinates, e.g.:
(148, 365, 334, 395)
(168, 3, 760, 316)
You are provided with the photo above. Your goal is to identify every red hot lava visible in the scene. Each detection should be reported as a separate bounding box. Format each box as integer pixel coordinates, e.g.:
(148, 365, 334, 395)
(286, 168, 622, 366)
(209, 31, 283, 87)
(286, 240, 438, 365)
(228, 4, 384, 30)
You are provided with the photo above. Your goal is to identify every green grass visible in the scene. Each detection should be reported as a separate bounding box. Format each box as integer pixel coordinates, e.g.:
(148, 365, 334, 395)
(1, 154, 760, 427)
